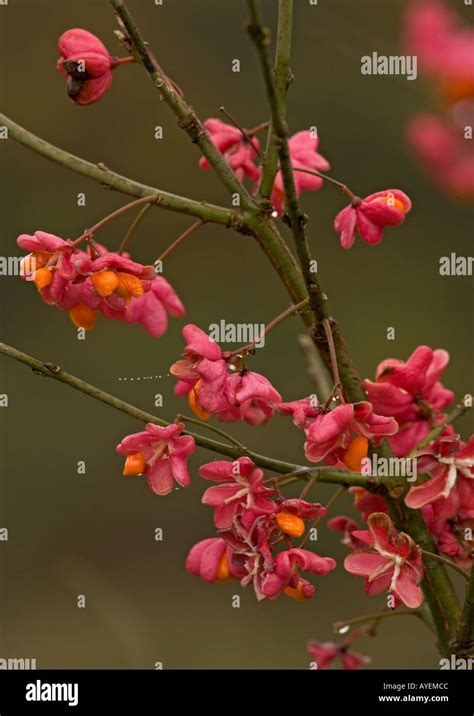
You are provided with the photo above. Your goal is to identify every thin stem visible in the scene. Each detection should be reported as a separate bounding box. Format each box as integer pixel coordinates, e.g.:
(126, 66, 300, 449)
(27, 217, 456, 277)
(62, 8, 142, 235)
(157, 220, 204, 262)
(334, 609, 424, 633)
(118, 203, 153, 254)
(225, 297, 309, 358)
(73, 194, 160, 245)
(298, 475, 317, 500)
(421, 549, 470, 581)
(299, 485, 345, 548)
(219, 106, 262, 159)
(114, 55, 136, 65)
(293, 167, 356, 201)
(176, 413, 246, 450)
(248, 121, 270, 137)
(277, 470, 370, 489)
(0, 341, 369, 487)
(0, 113, 239, 227)
(321, 383, 343, 412)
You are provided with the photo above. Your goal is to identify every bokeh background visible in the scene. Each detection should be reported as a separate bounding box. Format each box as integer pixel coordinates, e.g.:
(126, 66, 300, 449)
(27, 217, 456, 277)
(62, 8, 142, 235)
(1, 0, 472, 669)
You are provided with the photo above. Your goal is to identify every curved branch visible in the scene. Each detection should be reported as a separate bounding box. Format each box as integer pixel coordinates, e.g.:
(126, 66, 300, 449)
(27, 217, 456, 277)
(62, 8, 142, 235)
(0, 112, 240, 227)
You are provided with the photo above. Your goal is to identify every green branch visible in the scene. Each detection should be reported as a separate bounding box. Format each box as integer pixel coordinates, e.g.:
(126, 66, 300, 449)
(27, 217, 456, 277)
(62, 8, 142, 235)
(258, 0, 294, 199)
(0, 112, 239, 228)
(246, 0, 365, 403)
(0, 341, 367, 488)
(247, 0, 461, 655)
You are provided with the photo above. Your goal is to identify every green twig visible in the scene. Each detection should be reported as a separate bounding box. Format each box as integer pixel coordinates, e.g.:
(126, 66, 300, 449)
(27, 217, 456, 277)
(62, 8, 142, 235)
(258, 0, 294, 199)
(0, 113, 239, 227)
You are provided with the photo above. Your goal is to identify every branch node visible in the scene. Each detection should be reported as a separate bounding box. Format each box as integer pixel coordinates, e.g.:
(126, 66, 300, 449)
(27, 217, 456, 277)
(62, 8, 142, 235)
(44, 362, 61, 374)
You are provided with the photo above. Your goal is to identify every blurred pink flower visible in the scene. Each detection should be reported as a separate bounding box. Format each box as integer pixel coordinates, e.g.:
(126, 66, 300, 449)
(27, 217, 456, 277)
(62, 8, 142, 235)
(404, 0, 474, 103)
(407, 114, 474, 199)
(308, 640, 370, 670)
(328, 515, 365, 551)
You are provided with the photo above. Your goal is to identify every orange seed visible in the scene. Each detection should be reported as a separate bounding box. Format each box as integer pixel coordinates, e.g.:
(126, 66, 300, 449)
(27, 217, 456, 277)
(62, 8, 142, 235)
(283, 582, 306, 601)
(188, 381, 211, 420)
(68, 302, 97, 331)
(276, 511, 305, 538)
(123, 452, 146, 476)
(215, 552, 231, 582)
(33, 267, 53, 291)
(91, 270, 120, 297)
(343, 435, 369, 472)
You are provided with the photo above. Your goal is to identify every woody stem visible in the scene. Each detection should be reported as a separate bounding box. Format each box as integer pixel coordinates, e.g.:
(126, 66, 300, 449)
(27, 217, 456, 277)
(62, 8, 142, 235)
(247, 0, 461, 658)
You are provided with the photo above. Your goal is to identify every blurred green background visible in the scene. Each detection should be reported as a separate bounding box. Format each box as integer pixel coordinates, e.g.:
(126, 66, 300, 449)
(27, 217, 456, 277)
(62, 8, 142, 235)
(0, 0, 472, 669)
